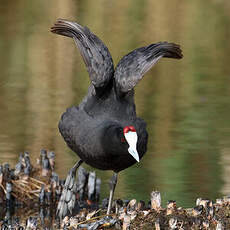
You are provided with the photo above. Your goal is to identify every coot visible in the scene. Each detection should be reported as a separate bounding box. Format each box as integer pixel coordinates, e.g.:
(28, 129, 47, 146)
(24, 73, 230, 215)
(51, 19, 183, 218)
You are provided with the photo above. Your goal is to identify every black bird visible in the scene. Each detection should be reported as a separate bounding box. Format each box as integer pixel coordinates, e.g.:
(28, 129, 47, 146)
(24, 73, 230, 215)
(51, 19, 183, 218)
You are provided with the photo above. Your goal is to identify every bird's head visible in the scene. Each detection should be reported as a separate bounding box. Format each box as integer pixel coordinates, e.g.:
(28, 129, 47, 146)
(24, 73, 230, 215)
(123, 126, 139, 162)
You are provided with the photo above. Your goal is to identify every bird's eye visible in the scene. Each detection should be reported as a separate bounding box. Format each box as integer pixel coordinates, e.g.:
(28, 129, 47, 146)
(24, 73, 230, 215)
(121, 137, 126, 143)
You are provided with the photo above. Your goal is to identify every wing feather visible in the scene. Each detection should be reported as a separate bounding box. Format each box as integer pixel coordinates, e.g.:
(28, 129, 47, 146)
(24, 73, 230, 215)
(51, 19, 114, 90)
(114, 42, 183, 95)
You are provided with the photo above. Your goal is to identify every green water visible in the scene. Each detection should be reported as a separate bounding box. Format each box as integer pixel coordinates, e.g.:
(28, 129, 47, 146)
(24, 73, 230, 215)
(0, 0, 230, 208)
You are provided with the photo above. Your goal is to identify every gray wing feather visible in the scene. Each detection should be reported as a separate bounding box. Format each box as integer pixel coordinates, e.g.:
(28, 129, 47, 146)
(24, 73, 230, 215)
(114, 42, 183, 95)
(51, 19, 114, 89)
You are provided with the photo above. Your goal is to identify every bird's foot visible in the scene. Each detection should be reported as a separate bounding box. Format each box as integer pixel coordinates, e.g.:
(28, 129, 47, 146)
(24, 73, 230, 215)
(56, 160, 83, 219)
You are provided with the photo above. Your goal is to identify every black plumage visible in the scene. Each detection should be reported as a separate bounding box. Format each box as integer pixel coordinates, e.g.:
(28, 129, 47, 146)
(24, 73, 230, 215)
(51, 19, 183, 218)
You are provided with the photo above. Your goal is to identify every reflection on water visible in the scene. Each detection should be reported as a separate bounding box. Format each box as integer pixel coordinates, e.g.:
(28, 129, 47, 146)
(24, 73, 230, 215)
(0, 0, 230, 207)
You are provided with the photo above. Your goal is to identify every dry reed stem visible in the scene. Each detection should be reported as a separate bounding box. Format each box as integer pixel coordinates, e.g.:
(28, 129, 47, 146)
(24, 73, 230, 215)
(30, 177, 46, 185)
(75, 212, 114, 227)
(0, 184, 6, 194)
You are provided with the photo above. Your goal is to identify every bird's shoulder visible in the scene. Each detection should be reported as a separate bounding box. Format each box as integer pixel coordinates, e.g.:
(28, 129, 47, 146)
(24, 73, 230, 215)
(59, 106, 90, 130)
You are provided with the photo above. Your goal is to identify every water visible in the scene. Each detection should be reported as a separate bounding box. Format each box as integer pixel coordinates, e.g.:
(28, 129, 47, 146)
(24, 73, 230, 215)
(0, 0, 230, 208)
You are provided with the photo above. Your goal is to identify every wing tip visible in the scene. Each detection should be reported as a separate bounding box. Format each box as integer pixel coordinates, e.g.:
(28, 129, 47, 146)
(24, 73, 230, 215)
(50, 19, 84, 36)
(50, 18, 67, 34)
(161, 42, 183, 59)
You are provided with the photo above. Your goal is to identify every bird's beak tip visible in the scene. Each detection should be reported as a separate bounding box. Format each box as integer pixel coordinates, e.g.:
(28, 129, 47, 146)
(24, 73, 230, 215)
(128, 147, 140, 162)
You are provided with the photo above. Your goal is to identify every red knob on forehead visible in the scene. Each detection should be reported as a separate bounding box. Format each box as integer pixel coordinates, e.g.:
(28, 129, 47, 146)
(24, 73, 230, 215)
(123, 126, 136, 134)
(129, 126, 136, 132)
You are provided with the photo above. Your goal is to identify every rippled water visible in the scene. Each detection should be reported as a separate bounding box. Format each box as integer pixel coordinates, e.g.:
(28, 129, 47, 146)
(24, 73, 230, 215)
(0, 0, 230, 208)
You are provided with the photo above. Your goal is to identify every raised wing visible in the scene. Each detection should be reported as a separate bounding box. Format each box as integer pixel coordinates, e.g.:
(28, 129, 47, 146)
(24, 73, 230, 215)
(51, 19, 114, 90)
(114, 42, 183, 96)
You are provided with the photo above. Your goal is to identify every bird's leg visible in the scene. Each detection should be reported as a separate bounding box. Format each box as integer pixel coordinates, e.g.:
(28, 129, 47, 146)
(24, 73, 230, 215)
(107, 172, 118, 215)
(57, 159, 83, 219)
